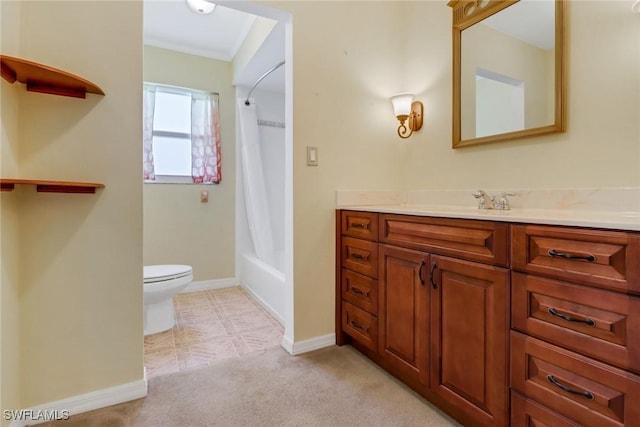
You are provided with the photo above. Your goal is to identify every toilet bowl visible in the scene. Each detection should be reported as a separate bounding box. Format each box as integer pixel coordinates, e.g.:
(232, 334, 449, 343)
(143, 264, 193, 336)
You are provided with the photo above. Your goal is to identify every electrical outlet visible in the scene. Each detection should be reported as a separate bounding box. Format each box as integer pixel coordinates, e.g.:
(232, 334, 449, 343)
(200, 189, 209, 203)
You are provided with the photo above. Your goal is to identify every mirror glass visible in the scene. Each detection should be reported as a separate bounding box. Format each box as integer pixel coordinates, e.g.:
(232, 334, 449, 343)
(451, 0, 565, 148)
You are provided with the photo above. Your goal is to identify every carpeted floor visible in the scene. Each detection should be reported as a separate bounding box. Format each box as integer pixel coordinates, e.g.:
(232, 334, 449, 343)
(40, 345, 461, 427)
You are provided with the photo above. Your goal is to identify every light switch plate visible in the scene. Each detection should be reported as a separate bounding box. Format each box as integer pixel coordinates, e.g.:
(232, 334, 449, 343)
(200, 190, 209, 203)
(307, 146, 318, 166)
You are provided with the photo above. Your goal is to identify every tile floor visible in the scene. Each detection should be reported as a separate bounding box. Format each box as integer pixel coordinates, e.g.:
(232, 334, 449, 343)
(144, 286, 283, 378)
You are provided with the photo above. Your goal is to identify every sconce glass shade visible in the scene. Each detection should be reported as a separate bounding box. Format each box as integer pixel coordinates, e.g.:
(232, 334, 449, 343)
(390, 93, 423, 139)
(186, 0, 215, 14)
(390, 93, 414, 117)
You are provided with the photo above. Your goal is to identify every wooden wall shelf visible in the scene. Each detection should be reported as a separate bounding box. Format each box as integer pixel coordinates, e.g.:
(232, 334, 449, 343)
(0, 179, 105, 194)
(0, 55, 105, 98)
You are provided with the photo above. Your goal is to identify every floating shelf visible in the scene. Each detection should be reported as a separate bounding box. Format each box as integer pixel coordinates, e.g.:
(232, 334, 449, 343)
(0, 55, 105, 98)
(0, 179, 105, 194)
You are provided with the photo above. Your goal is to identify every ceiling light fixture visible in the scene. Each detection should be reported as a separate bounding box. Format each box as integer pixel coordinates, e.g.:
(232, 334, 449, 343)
(390, 93, 423, 139)
(186, 0, 215, 14)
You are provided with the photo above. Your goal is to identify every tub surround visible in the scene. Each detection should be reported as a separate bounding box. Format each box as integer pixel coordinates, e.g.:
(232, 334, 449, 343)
(336, 188, 640, 231)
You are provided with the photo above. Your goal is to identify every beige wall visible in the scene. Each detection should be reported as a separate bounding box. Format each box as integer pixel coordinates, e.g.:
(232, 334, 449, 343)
(0, 80, 21, 425)
(266, 1, 408, 341)
(143, 46, 236, 281)
(1, 0, 143, 409)
(263, 0, 640, 342)
(1, 1, 23, 420)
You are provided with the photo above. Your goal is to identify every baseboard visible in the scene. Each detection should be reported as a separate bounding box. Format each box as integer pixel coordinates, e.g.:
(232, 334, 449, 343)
(8, 376, 147, 426)
(240, 283, 285, 326)
(281, 333, 335, 356)
(181, 277, 236, 293)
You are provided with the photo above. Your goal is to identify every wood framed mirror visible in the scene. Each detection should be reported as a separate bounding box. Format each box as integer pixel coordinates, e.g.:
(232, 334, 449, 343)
(448, 0, 566, 148)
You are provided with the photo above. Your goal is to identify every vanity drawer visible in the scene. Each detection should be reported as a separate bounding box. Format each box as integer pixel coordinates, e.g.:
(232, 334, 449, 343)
(511, 391, 580, 427)
(341, 210, 378, 241)
(341, 269, 378, 315)
(341, 237, 378, 279)
(512, 272, 640, 373)
(511, 331, 640, 427)
(379, 214, 509, 267)
(342, 301, 378, 352)
(511, 224, 640, 294)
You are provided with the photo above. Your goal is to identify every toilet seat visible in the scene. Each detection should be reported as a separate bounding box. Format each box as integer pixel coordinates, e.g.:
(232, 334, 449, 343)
(144, 265, 192, 284)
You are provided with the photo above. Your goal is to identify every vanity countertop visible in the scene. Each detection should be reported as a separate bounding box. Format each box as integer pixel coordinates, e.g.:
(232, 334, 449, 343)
(336, 204, 640, 232)
(336, 189, 640, 231)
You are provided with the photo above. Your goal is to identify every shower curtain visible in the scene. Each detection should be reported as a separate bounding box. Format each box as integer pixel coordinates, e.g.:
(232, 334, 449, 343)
(237, 98, 276, 267)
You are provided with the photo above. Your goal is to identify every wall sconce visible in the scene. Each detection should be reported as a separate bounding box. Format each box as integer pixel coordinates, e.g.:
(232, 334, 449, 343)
(633, 0, 640, 14)
(186, 0, 215, 14)
(390, 93, 423, 139)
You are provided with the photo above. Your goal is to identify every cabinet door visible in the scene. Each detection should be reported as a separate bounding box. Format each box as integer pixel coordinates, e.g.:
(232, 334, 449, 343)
(378, 244, 429, 386)
(430, 255, 509, 426)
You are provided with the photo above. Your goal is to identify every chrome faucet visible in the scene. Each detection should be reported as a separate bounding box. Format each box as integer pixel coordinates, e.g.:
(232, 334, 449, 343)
(472, 190, 515, 210)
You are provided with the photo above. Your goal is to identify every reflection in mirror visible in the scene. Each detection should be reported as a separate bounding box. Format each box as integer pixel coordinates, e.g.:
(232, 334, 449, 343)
(448, 0, 565, 148)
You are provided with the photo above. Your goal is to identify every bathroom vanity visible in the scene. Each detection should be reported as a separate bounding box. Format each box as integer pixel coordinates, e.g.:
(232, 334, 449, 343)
(335, 200, 640, 426)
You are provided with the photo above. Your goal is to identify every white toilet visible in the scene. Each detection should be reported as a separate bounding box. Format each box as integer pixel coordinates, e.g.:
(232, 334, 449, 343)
(143, 264, 193, 336)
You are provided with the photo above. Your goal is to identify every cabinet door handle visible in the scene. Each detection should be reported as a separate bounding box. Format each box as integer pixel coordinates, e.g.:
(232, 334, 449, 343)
(418, 261, 426, 286)
(547, 375, 594, 400)
(548, 249, 596, 262)
(429, 262, 438, 289)
(351, 222, 369, 230)
(548, 307, 596, 327)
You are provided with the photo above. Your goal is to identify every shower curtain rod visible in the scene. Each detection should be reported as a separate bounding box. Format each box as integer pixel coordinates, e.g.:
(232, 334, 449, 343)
(244, 60, 285, 105)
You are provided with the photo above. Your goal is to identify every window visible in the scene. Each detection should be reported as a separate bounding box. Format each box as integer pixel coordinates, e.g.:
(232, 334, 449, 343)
(143, 83, 221, 184)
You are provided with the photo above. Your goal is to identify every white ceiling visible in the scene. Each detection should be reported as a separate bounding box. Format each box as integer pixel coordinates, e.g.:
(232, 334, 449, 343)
(143, 0, 285, 91)
(482, 0, 556, 50)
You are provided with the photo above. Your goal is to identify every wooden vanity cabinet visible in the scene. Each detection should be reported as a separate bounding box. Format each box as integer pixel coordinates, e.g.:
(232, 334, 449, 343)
(511, 224, 640, 427)
(337, 210, 510, 426)
(338, 211, 640, 426)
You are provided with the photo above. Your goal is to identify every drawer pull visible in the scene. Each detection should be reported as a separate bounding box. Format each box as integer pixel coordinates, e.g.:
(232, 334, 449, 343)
(547, 375, 594, 400)
(350, 253, 368, 261)
(548, 307, 596, 327)
(548, 249, 596, 262)
(351, 287, 366, 296)
(350, 320, 367, 331)
(351, 222, 369, 230)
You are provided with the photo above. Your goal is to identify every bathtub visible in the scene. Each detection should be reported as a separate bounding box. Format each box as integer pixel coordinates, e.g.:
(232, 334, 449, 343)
(239, 252, 285, 325)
